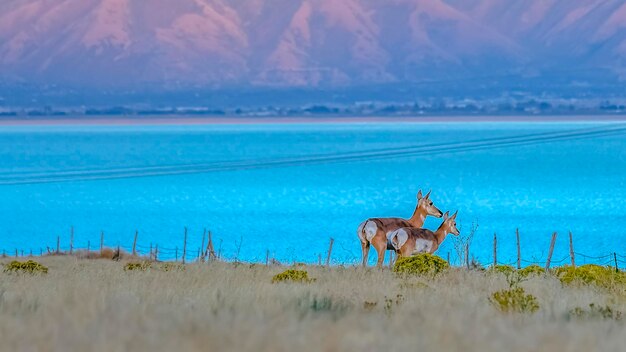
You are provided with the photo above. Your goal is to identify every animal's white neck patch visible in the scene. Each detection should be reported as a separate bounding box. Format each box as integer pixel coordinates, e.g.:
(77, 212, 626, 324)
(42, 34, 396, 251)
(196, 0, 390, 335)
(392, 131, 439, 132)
(412, 239, 433, 254)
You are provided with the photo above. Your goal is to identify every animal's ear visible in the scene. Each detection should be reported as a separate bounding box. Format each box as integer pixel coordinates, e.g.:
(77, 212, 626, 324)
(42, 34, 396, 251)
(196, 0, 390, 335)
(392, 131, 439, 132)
(417, 190, 423, 200)
(443, 211, 450, 220)
(452, 210, 458, 219)
(425, 190, 432, 199)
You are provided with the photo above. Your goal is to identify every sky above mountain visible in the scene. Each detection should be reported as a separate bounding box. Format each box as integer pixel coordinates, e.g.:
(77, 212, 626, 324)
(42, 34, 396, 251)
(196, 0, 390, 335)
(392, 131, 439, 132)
(0, 0, 625, 90)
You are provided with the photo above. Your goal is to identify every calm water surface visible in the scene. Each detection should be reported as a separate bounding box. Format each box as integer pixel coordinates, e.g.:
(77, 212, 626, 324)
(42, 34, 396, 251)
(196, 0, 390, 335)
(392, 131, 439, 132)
(1, 120, 625, 265)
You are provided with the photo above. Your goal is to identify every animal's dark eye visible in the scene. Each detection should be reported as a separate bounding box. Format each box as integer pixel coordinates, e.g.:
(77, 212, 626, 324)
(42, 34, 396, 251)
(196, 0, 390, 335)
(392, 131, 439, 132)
(429, 202, 433, 205)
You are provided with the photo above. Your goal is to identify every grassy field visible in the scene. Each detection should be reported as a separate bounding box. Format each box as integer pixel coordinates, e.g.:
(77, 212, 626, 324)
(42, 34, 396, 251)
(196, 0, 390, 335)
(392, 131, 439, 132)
(1, 256, 625, 352)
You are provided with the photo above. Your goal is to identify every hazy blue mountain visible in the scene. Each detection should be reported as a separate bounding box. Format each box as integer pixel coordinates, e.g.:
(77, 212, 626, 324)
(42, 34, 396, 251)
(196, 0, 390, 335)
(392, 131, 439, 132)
(0, 0, 624, 92)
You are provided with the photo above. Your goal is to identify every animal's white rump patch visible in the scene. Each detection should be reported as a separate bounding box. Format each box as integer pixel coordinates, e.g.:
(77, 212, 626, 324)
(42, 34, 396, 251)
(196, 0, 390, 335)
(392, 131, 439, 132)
(364, 221, 378, 242)
(357, 221, 366, 242)
(389, 229, 408, 250)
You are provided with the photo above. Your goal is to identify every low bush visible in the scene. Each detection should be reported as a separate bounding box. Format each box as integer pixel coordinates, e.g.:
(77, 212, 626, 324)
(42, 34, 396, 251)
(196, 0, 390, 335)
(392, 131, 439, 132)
(519, 265, 545, 278)
(393, 254, 449, 277)
(272, 269, 315, 283)
(490, 287, 540, 314)
(491, 265, 515, 275)
(159, 263, 185, 272)
(296, 293, 351, 320)
(4, 260, 48, 274)
(124, 261, 152, 271)
(569, 303, 623, 321)
(554, 265, 625, 289)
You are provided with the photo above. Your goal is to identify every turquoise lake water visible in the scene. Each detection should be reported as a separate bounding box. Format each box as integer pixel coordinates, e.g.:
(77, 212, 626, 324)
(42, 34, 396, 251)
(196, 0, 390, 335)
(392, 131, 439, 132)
(1, 121, 625, 266)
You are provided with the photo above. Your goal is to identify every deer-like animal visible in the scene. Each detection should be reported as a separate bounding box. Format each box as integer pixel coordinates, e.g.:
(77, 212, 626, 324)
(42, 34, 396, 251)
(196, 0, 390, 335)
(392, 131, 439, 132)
(357, 190, 443, 267)
(389, 211, 460, 257)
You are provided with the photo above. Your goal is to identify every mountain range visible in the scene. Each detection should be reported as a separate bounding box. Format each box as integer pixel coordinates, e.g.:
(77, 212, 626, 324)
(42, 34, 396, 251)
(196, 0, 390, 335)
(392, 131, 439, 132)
(1, 0, 625, 90)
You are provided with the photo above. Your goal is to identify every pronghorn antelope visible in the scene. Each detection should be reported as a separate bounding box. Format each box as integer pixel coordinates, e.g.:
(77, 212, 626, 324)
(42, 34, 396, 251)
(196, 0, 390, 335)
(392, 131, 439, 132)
(357, 190, 443, 267)
(389, 211, 460, 257)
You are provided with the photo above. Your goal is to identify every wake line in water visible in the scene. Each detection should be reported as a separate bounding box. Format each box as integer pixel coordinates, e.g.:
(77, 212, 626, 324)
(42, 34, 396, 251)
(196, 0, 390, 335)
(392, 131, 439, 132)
(2, 124, 626, 185)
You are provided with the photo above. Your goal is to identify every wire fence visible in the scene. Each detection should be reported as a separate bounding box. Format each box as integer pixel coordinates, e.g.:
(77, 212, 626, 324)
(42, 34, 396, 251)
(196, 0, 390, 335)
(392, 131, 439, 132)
(2, 228, 626, 271)
(2, 124, 626, 186)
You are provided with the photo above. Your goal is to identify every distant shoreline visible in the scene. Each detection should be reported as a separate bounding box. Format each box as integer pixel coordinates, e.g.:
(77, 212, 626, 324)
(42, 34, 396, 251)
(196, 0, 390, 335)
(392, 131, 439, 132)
(1, 115, 626, 126)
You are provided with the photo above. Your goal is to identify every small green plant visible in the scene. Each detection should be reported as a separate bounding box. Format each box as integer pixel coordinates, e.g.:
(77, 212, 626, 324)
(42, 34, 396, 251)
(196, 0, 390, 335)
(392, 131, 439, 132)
(490, 287, 540, 314)
(272, 269, 315, 283)
(554, 265, 625, 289)
(519, 265, 545, 278)
(159, 263, 185, 272)
(492, 265, 515, 275)
(4, 260, 48, 274)
(363, 301, 378, 311)
(296, 294, 351, 320)
(393, 254, 449, 277)
(384, 294, 405, 315)
(123, 261, 152, 271)
(569, 303, 623, 321)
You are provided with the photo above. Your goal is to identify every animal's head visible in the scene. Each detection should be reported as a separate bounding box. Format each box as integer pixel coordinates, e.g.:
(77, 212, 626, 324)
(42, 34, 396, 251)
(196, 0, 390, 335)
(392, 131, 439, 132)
(417, 190, 443, 218)
(441, 211, 460, 236)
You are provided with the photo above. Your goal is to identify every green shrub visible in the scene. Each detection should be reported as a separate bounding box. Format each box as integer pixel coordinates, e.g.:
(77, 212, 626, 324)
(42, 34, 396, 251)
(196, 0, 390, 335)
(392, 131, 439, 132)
(490, 287, 540, 314)
(272, 269, 315, 283)
(519, 265, 545, 278)
(491, 265, 515, 275)
(393, 254, 449, 277)
(124, 261, 152, 271)
(159, 263, 185, 272)
(554, 265, 625, 289)
(296, 293, 350, 320)
(569, 303, 622, 321)
(363, 301, 378, 311)
(3, 260, 48, 274)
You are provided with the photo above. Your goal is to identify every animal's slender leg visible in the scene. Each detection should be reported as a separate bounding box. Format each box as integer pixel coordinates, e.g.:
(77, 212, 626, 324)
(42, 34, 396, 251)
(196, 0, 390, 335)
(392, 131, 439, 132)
(376, 245, 386, 268)
(371, 234, 386, 268)
(361, 241, 370, 267)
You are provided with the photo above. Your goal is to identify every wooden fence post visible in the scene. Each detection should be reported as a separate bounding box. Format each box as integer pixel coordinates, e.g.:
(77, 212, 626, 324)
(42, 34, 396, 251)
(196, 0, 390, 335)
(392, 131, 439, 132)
(266, 250, 270, 266)
(318, 254, 322, 266)
(2, 249, 5, 257)
(201, 229, 206, 262)
(15, 249, 18, 257)
(69, 226, 74, 255)
(149, 243, 153, 260)
(516, 228, 521, 270)
(132, 230, 138, 256)
(569, 231, 576, 268)
(175, 247, 179, 262)
(182, 227, 188, 264)
(493, 232, 497, 267)
(206, 231, 216, 261)
(465, 243, 470, 269)
(100, 231, 104, 255)
(87, 241, 90, 253)
(545, 232, 558, 271)
(154, 245, 159, 261)
(326, 238, 334, 267)
(56, 236, 60, 254)
(614, 253, 619, 273)
(447, 252, 450, 265)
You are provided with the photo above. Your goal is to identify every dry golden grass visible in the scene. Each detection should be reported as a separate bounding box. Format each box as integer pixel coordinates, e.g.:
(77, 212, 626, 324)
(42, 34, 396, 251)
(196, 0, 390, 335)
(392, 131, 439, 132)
(0, 257, 625, 352)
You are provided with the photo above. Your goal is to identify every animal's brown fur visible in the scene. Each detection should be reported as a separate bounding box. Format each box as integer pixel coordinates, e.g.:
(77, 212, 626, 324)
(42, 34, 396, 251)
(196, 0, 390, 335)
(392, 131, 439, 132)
(358, 190, 443, 267)
(393, 211, 460, 257)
